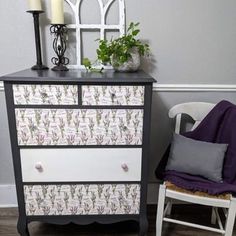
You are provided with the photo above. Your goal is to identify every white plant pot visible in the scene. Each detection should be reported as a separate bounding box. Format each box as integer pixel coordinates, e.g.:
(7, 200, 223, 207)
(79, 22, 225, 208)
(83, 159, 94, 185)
(111, 47, 141, 72)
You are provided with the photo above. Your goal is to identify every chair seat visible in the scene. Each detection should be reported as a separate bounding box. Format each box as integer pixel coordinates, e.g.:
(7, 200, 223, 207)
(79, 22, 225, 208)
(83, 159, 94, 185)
(165, 181, 231, 200)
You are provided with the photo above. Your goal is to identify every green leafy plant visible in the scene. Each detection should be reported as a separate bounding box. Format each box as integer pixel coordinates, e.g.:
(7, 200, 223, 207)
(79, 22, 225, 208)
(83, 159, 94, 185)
(96, 22, 150, 67)
(82, 58, 104, 73)
(82, 58, 92, 71)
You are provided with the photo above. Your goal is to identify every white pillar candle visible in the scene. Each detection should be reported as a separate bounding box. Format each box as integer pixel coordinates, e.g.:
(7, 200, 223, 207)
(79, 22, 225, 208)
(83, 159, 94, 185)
(28, 0, 42, 11)
(51, 0, 64, 24)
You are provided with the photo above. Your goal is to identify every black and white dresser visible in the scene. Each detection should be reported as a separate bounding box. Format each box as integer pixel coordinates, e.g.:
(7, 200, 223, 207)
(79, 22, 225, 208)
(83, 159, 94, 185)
(2, 69, 155, 236)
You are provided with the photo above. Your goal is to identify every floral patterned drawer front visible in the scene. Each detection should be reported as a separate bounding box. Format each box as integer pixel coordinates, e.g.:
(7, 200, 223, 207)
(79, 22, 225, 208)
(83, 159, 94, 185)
(82, 86, 144, 106)
(13, 84, 78, 105)
(15, 109, 143, 145)
(24, 184, 140, 215)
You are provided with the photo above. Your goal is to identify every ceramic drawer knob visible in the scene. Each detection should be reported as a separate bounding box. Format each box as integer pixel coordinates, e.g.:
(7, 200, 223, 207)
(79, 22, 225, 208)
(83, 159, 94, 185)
(35, 162, 43, 172)
(121, 163, 129, 172)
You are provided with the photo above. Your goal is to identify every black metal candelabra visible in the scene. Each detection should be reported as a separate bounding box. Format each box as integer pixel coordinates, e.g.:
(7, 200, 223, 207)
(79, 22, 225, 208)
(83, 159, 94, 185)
(27, 10, 48, 70)
(50, 24, 69, 71)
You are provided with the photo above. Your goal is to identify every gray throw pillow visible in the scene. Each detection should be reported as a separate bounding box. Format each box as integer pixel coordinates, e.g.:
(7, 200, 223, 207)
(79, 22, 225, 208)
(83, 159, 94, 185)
(165, 133, 228, 182)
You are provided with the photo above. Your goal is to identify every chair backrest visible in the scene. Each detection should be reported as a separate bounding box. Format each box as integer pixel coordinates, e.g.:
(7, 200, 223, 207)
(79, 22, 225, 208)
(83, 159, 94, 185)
(168, 102, 215, 134)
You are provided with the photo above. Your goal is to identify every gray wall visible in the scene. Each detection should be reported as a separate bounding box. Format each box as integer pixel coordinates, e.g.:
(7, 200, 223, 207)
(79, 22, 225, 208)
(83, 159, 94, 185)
(1, 0, 236, 195)
(0, 93, 14, 184)
(1, 0, 236, 82)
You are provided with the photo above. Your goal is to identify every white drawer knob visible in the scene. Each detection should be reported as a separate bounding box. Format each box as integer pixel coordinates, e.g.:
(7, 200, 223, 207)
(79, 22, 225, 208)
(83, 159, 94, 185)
(121, 163, 129, 172)
(35, 162, 43, 172)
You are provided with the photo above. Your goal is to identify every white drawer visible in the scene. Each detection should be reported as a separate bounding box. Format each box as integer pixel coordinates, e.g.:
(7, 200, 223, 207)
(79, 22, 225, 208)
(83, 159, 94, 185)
(21, 148, 142, 182)
(82, 85, 144, 106)
(13, 84, 78, 105)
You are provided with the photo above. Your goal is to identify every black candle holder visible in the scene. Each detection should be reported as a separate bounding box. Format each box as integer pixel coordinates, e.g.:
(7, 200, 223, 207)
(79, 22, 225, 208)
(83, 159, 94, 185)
(50, 24, 69, 71)
(27, 10, 48, 70)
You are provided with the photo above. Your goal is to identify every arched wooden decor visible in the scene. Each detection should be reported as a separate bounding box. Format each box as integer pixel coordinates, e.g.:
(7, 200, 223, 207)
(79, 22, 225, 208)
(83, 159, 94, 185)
(65, 0, 125, 69)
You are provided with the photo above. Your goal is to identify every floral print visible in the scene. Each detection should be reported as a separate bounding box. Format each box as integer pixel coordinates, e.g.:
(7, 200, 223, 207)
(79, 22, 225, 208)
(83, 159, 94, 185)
(24, 184, 140, 216)
(13, 84, 78, 105)
(15, 109, 143, 145)
(82, 86, 144, 106)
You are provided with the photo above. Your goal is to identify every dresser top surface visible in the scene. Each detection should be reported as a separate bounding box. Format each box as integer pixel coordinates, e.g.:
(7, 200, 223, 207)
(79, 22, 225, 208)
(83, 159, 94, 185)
(1, 68, 156, 83)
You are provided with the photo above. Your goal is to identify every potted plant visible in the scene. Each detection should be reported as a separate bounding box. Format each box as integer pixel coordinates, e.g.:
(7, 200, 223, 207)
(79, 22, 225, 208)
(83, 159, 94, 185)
(96, 22, 150, 72)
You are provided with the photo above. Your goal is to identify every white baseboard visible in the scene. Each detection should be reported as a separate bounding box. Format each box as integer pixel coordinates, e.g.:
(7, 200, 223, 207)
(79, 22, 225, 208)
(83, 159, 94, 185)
(0, 184, 17, 208)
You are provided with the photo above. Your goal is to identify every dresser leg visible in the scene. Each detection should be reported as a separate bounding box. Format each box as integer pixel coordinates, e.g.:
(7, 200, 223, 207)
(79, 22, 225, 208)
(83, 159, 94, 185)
(139, 217, 148, 236)
(17, 218, 30, 236)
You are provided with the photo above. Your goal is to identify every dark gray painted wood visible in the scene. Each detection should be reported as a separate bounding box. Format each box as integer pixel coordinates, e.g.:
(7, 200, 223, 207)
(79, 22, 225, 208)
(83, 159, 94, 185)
(14, 105, 144, 109)
(19, 145, 143, 149)
(4, 83, 29, 236)
(3, 69, 155, 236)
(23, 181, 141, 185)
(0, 69, 156, 83)
(139, 84, 153, 236)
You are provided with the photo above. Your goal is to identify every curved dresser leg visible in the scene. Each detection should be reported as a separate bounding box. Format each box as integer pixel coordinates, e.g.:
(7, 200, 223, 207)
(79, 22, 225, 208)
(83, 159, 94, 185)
(139, 216, 148, 236)
(17, 218, 30, 236)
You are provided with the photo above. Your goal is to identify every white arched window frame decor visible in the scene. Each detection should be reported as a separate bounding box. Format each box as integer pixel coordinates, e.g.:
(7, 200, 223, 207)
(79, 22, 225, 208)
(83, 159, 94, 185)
(65, 0, 125, 69)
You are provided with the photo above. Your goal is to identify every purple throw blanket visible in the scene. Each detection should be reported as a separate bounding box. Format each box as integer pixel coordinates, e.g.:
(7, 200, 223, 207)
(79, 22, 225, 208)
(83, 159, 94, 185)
(155, 100, 236, 195)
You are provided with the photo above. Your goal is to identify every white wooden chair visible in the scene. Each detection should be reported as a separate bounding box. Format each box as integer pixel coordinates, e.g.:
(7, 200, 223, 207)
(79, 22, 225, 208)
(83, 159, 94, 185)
(156, 102, 236, 236)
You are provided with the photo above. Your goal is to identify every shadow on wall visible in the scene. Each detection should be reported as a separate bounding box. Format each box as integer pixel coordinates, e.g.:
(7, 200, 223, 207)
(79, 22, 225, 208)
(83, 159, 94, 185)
(140, 48, 157, 75)
(149, 92, 174, 183)
(40, 0, 50, 67)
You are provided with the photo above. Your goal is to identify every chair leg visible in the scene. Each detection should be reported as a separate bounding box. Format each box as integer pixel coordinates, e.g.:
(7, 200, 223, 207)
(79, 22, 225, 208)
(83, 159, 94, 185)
(166, 200, 172, 216)
(211, 207, 217, 224)
(225, 198, 236, 236)
(156, 184, 166, 236)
